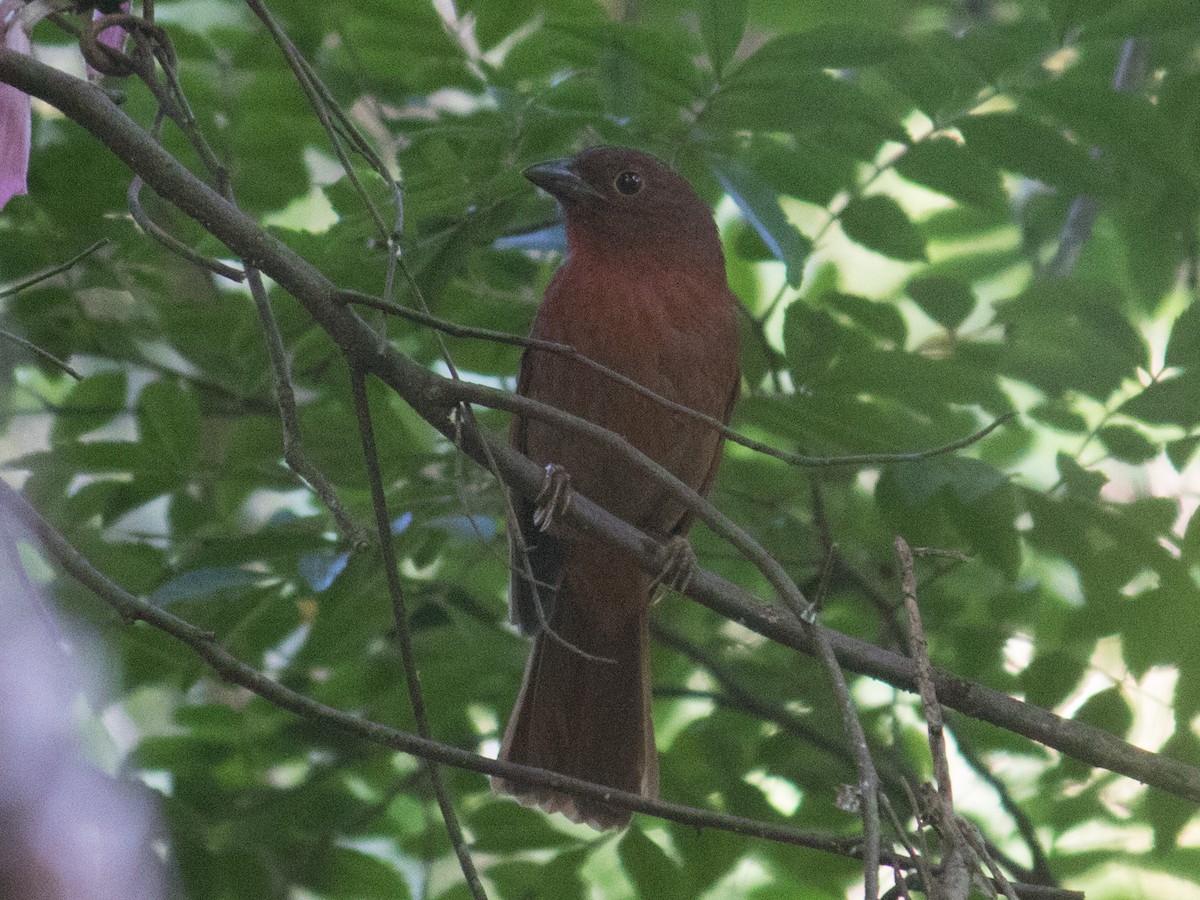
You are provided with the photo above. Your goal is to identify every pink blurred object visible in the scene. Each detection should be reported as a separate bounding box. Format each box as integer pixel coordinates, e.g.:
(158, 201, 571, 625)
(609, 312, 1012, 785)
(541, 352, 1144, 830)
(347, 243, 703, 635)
(0, 489, 172, 900)
(0, 0, 31, 210)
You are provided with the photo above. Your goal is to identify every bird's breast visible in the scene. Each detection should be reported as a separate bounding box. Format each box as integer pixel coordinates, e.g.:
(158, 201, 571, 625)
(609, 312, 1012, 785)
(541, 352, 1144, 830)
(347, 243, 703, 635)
(520, 258, 739, 532)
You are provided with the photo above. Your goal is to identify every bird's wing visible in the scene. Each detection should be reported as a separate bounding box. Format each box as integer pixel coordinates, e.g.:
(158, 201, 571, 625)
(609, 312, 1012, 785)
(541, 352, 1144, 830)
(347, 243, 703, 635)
(670, 369, 740, 538)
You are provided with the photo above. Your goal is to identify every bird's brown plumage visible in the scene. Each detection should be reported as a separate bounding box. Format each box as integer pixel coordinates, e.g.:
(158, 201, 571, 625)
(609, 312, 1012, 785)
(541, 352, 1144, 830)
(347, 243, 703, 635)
(493, 147, 740, 828)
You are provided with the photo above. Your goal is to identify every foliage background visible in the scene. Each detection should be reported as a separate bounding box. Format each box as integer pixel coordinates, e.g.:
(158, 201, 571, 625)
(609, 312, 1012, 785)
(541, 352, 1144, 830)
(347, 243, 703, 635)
(3, 0, 1200, 897)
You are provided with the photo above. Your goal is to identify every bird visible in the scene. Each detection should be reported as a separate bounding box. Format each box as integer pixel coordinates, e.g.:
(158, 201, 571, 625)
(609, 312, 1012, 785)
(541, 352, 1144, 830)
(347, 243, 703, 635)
(492, 146, 741, 829)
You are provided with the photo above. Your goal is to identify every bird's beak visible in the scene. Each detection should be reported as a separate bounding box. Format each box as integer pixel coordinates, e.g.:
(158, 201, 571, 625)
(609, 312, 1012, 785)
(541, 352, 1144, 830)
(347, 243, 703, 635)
(523, 159, 603, 203)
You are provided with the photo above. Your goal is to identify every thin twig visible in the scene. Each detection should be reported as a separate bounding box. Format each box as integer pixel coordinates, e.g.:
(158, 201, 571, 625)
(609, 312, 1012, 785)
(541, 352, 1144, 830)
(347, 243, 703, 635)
(809, 619, 882, 897)
(952, 723, 1057, 886)
(129, 174, 245, 281)
(811, 479, 906, 649)
(959, 820, 1020, 900)
(0, 478, 893, 863)
(244, 0, 394, 238)
(246, 269, 367, 547)
(0, 239, 109, 299)
(125, 65, 243, 281)
(348, 370, 486, 899)
(896, 538, 954, 808)
(338, 288, 1014, 472)
(0, 328, 81, 379)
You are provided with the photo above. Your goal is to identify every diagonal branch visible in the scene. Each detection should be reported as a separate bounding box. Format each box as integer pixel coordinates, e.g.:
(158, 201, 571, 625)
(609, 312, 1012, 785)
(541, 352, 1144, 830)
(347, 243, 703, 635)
(340, 288, 1014, 471)
(1, 478, 897, 864)
(4, 49, 1200, 807)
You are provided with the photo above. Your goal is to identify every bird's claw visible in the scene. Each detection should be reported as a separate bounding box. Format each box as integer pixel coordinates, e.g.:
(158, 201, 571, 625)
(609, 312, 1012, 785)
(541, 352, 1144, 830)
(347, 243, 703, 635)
(532, 463, 573, 532)
(651, 536, 696, 604)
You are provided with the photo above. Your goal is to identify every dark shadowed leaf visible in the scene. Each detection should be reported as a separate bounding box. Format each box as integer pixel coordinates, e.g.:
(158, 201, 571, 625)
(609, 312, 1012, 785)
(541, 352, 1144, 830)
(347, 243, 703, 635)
(958, 112, 1114, 197)
(1121, 373, 1200, 427)
(729, 24, 906, 76)
(50, 370, 128, 445)
(906, 274, 976, 329)
(840, 195, 926, 261)
(1098, 425, 1159, 464)
(619, 826, 692, 900)
(895, 137, 1009, 213)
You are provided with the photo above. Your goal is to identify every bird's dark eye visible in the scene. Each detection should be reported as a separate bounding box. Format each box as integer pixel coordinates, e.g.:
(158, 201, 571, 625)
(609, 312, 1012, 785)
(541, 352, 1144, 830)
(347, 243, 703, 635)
(614, 170, 643, 195)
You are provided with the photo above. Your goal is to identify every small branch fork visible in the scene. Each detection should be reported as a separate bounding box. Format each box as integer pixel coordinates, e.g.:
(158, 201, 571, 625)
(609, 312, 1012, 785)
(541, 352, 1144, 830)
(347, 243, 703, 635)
(894, 539, 1061, 900)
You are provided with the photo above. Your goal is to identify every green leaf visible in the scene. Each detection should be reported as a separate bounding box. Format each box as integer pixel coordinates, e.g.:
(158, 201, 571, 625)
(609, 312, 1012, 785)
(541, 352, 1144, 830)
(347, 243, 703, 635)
(1057, 452, 1108, 500)
(1021, 647, 1089, 708)
(1048, 0, 1122, 35)
(709, 156, 811, 285)
(699, 0, 747, 75)
(707, 70, 900, 142)
(988, 279, 1146, 400)
(750, 136, 857, 208)
(619, 826, 692, 900)
(730, 24, 905, 76)
(469, 802, 574, 853)
(818, 292, 907, 346)
(1074, 686, 1133, 737)
(1167, 436, 1200, 471)
(1029, 401, 1088, 433)
(50, 370, 128, 445)
(957, 112, 1114, 197)
(1121, 372, 1200, 427)
(906, 275, 976, 329)
(1165, 298, 1200, 370)
(1030, 79, 1176, 178)
(783, 304, 841, 386)
(136, 379, 202, 476)
(894, 137, 1008, 213)
(840, 195, 926, 261)
(150, 567, 264, 607)
(1098, 425, 1159, 464)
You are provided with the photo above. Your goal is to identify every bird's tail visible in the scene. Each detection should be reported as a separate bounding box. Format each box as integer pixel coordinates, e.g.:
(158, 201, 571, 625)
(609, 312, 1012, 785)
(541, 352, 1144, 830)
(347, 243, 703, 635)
(493, 558, 656, 829)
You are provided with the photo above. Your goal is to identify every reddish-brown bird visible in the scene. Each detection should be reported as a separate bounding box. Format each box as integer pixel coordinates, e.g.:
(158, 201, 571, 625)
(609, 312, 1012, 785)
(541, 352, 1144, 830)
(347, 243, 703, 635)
(493, 147, 741, 828)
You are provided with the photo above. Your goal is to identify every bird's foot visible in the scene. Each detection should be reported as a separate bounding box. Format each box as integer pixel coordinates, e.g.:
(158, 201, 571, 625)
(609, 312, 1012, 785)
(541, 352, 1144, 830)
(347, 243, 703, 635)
(532, 463, 573, 532)
(651, 536, 697, 604)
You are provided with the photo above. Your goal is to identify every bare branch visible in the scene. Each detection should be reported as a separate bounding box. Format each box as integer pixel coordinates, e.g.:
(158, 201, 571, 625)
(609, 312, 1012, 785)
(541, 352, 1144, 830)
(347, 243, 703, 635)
(0, 238, 111, 299)
(348, 370, 485, 899)
(340, 288, 1015, 472)
(246, 268, 367, 547)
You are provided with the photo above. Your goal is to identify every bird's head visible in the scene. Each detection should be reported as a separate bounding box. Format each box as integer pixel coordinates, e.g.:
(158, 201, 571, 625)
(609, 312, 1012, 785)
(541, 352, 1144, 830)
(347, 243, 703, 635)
(523, 146, 725, 274)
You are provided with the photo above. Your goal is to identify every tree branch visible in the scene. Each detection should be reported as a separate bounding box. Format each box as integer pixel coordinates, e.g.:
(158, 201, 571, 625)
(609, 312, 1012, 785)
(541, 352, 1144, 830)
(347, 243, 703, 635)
(4, 48, 1200, 808)
(1, 478, 895, 864)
